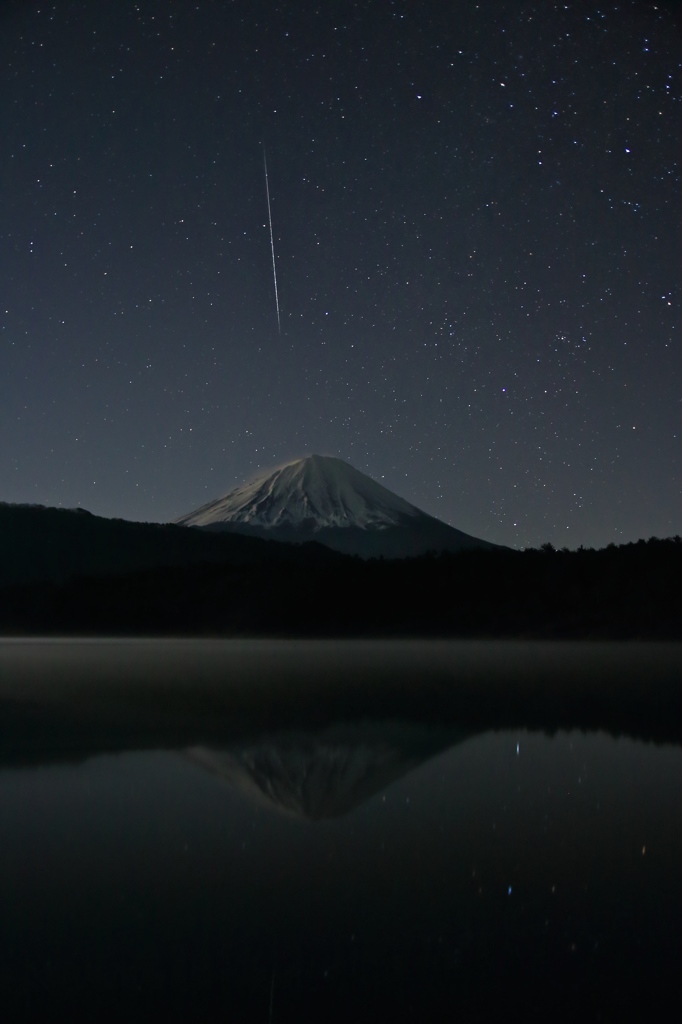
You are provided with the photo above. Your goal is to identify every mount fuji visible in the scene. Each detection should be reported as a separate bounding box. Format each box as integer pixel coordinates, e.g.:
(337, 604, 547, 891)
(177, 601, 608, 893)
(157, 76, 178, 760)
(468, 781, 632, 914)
(176, 454, 501, 559)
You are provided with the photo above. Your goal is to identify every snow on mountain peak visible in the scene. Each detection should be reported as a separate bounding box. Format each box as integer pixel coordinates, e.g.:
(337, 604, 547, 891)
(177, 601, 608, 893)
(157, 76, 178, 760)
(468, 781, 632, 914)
(176, 454, 422, 531)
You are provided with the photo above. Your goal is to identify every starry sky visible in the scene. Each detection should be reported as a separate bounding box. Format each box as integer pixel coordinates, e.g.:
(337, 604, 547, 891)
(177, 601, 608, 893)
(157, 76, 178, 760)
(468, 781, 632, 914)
(1, 0, 680, 549)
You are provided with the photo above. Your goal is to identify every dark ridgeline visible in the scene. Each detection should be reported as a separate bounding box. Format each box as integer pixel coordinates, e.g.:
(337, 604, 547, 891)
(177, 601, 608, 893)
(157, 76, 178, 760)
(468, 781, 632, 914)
(0, 503, 680, 638)
(0, 500, 340, 586)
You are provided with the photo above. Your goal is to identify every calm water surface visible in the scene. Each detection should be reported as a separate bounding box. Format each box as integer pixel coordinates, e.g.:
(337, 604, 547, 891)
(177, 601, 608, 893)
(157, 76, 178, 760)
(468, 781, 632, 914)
(1, 640, 681, 1022)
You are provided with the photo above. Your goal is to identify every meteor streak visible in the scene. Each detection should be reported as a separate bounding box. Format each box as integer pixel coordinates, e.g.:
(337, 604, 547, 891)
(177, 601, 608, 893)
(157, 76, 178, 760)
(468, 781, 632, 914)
(263, 146, 281, 334)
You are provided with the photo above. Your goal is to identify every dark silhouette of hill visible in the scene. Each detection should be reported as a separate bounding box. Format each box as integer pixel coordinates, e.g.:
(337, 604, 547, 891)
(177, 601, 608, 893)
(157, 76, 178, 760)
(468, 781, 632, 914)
(0, 520, 680, 638)
(0, 501, 339, 586)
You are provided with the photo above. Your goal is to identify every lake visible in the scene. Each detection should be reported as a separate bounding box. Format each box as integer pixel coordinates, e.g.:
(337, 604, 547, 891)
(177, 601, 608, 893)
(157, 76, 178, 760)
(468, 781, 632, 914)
(1, 639, 681, 1021)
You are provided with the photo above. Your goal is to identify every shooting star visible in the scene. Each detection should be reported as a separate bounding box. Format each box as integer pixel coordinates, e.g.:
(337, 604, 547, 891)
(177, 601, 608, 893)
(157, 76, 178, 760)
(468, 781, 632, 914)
(263, 146, 281, 334)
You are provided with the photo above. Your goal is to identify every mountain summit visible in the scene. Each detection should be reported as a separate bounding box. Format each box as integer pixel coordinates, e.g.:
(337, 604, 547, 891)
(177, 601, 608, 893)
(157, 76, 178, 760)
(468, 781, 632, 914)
(176, 454, 500, 558)
(177, 454, 420, 531)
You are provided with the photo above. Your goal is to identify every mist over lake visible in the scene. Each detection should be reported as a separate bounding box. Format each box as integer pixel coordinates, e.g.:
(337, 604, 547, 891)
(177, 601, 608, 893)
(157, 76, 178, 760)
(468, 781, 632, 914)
(1, 639, 682, 1021)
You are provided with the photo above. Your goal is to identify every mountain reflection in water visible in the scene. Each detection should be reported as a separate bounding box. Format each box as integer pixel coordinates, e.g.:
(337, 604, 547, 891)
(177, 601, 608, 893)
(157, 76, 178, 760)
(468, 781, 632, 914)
(2, 640, 682, 1021)
(2, 721, 682, 1022)
(186, 722, 465, 820)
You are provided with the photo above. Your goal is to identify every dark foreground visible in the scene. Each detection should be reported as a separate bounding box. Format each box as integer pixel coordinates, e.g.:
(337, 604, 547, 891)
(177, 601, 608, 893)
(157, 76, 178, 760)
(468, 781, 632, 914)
(1, 533, 681, 639)
(1, 639, 682, 1023)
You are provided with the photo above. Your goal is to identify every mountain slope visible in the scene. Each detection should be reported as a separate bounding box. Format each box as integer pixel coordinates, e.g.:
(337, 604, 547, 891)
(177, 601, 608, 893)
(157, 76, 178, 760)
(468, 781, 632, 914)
(177, 454, 501, 558)
(176, 454, 420, 530)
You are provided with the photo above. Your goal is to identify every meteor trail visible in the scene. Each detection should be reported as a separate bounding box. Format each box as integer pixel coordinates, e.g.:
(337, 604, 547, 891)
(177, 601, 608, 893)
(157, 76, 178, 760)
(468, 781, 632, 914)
(263, 147, 281, 334)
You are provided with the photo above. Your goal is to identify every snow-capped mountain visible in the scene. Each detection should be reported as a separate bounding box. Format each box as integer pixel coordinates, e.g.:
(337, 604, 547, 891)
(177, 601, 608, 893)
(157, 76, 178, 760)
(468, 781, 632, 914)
(177, 454, 420, 530)
(176, 454, 501, 558)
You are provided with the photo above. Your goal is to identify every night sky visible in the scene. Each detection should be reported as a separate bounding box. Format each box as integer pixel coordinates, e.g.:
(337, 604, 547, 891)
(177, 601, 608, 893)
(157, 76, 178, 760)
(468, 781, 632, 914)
(2, 0, 680, 549)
